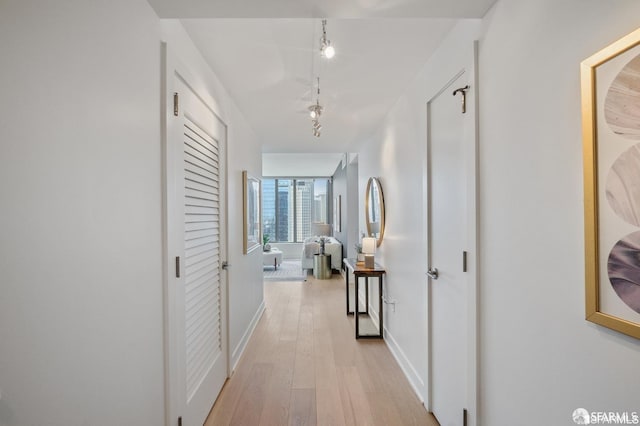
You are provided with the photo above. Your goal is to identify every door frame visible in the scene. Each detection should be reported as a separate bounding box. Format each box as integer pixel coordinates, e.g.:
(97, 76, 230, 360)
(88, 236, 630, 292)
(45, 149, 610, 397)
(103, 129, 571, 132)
(161, 42, 230, 426)
(425, 41, 479, 426)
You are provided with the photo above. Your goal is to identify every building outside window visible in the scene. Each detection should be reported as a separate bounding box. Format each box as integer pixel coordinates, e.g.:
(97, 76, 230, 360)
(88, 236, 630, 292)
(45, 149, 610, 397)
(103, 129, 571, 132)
(262, 178, 330, 243)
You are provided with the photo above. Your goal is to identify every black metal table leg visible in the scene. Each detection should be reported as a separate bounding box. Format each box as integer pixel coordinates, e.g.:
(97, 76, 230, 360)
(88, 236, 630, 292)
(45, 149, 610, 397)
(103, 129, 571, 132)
(355, 275, 360, 339)
(365, 276, 369, 315)
(346, 268, 350, 315)
(378, 275, 383, 337)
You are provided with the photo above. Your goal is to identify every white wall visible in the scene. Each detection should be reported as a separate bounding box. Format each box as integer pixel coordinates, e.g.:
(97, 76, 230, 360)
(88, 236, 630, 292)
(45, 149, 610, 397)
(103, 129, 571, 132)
(332, 159, 349, 250)
(0, 4, 265, 426)
(160, 21, 264, 371)
(357, 1, 640, 425)
(3, 1, 639, 425)
(0, 1, 165, 425)
(478, 1, 640, 424)
(356, 20, 483, 406)
(347, 157, 360, 259)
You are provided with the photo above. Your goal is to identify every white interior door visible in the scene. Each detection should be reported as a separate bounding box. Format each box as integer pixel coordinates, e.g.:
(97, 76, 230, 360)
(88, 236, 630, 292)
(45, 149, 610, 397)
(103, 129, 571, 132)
(427, 71, 472, 426)
(166, 63, 228, 426)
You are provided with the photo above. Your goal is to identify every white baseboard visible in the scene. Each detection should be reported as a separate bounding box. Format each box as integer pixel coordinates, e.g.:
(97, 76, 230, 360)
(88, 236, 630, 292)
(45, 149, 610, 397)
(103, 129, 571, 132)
(384, 327, 426, 405)
(230, 300, 265, 372)
(358, 295, 425, 405)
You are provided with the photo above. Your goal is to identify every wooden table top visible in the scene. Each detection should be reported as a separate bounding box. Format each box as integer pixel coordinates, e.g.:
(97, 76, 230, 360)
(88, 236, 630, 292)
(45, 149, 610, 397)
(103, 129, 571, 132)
(343, 258, 385, 274)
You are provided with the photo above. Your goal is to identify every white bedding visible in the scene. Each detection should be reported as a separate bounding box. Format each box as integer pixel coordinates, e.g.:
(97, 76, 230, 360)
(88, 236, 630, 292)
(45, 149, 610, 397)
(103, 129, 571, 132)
(301, 237, 343, 270)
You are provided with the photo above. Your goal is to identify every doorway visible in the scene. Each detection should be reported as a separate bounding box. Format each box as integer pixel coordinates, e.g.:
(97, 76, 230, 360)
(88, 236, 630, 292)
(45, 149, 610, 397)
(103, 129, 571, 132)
(164, 49, 229, 426)
(426, 43, 479, 426)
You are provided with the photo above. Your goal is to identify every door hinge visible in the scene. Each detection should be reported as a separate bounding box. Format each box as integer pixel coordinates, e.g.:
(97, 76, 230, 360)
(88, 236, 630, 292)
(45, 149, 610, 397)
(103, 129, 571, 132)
(173, 92, 179, 116)
(175, 256, 181, 278)
(463, 251, 468, 272)
(178, 416, 183, 426)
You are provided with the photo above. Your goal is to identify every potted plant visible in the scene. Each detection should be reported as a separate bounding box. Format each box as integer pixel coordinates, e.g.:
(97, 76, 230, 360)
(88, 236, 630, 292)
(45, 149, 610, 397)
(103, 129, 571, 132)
(263, 234, 271, 252)
(355, 243, 365, 263)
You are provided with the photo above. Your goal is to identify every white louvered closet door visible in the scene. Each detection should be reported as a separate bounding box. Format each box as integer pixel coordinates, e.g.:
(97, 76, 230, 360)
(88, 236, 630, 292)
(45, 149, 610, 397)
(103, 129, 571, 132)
(169, 74, 228, 426)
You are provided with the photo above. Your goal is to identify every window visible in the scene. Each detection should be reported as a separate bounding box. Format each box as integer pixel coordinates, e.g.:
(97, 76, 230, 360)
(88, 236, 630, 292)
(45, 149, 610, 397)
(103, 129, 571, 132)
(262, 178, 331, 243)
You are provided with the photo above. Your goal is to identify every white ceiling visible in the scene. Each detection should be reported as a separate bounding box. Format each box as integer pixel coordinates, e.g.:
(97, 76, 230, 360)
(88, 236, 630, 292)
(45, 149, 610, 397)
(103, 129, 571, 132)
(147, 0, 496, 175)
(181, 18, 459, 154)
(148, 0, 496, 19)
(263, 153, 345, 176)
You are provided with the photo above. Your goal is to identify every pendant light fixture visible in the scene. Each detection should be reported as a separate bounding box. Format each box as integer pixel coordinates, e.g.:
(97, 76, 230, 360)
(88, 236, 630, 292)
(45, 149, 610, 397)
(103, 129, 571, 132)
(305, 20, 335, 139)
(308, 77, 323, 138)
(309, 99, 323, 120)
(320, 19, 335, 59)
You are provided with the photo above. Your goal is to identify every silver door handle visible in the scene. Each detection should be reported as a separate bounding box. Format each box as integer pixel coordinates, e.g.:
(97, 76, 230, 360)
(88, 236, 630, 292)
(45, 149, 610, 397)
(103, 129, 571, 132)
(222, 261, 230, 270)
(427, 267, 439, 280)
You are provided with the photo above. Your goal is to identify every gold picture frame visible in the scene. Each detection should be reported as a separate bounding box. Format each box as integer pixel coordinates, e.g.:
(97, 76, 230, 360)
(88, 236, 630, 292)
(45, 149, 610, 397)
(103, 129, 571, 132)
(581, 27, 640, 339)
(365, 177, 385, 247)
(243, 170, 261, 254)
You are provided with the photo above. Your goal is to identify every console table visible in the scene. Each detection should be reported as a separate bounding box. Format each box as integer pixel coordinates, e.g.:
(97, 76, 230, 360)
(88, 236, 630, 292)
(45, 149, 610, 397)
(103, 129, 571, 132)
(344, 258, 386, 339)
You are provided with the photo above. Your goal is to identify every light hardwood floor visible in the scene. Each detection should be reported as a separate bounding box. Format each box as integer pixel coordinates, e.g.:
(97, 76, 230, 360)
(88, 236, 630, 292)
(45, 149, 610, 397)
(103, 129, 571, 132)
(205, 272, 438, 426)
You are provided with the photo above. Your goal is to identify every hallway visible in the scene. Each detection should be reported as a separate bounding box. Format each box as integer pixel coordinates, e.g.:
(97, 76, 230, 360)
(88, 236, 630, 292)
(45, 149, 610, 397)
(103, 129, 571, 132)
(205, 274, 436, 426)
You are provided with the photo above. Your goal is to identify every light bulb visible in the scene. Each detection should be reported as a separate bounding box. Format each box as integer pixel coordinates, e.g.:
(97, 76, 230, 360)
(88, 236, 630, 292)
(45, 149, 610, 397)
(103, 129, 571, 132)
(310, 110, 317, 119)
(322, 43, 335, 59)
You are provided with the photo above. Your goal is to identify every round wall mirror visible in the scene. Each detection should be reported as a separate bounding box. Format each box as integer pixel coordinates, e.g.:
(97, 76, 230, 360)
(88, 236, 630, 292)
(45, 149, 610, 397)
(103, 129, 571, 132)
(365, 177, 385, 247)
